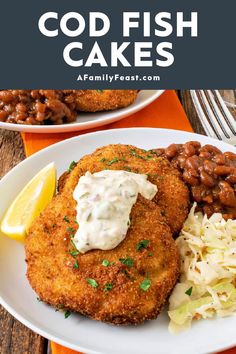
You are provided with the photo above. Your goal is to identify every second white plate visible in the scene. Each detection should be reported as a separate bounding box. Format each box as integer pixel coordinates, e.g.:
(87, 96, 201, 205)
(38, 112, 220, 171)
(0, 90, 164, 133)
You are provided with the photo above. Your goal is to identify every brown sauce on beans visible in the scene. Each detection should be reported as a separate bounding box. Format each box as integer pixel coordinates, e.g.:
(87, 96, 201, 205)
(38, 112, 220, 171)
(0, 90, 79, 125)
(154, 141, 236, 220)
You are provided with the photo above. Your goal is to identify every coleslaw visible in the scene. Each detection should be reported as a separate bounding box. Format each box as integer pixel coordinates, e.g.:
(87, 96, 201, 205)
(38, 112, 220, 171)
(168, 203, 236, 333)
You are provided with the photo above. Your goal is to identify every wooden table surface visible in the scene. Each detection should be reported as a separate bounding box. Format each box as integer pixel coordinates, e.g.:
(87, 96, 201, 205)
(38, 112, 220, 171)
(0, 90, 205, 354)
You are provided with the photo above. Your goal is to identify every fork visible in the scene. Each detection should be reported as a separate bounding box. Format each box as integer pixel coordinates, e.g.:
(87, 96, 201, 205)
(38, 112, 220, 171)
(190, 90, 236, 146)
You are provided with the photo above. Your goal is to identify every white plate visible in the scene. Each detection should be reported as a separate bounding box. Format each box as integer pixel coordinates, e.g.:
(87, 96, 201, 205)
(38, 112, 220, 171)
(0, 128, 236, 354)
(0, 90, 164, 133)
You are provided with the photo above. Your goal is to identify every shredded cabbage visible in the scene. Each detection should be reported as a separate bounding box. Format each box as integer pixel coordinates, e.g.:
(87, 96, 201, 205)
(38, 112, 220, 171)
(168, 203, 236, 333)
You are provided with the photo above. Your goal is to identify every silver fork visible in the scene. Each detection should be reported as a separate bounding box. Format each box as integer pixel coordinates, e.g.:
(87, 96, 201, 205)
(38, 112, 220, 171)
(190, 90, 236, 146)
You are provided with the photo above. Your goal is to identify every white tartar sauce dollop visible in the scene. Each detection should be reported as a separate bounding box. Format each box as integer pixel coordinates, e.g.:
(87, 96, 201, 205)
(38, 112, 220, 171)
(73, 170, 157, 253)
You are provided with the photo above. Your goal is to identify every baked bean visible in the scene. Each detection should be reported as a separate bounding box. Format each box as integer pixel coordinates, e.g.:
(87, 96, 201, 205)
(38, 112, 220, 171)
(183, 142, 197, 157)
(177, 155, 187, 169)
(155, 141, 236, 219)
(214, 166, 233, 176)
(203, 160, 217, 175)
(200, 171, 216, 187)
(199, 151, 211, 159)
(0, 90, 78, 125)
(185, 156, 201, 171)
(0, 111, 8, 121)
(213, 154, 226, 165)
(191, 186, 203, 202)
(183, 169, 199, 186)
(224, 152, 236, 162)
(219, 181, 236, 207)
(201, 145, 221, 155)
(226, 172, 236, 184)
(165, 144, 181, 158)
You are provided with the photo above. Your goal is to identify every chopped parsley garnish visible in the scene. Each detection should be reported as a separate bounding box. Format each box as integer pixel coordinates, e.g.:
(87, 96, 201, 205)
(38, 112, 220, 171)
(68, 161, 76, 172)
(136, 240, 150, 251)
(148, 252, 153, 257)
(104, 283, 113, 292)
(130, 149, 146, 160)
(149, 150, 156, 155)
(102, 259, 110, 267)
(70, 238, 77, 250)
(64, 310, 71, 319)
(63, 216, 70, 223)
(185, 287, 193, 296)
(100, 157, 106, 163)
(67, 227, 75, 234)
(140, 278, 151, 291)
(107, 157, 120, 166)
(69, 250, 80, 258)
(97, 90, 103, 93)
(73, 260, 79, 269)
(124, 166, 132, 172)
(119, 257, 134, 267)
(87, 278, 98, 288)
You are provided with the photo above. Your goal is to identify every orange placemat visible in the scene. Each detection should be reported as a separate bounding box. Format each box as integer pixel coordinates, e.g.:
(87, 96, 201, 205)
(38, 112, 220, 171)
(20, 90, 236, 354)
(21, 90, 192, 155)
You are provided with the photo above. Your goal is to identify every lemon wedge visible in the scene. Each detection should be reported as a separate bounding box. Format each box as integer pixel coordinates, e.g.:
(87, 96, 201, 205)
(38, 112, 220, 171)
(1, 162, 56, 242)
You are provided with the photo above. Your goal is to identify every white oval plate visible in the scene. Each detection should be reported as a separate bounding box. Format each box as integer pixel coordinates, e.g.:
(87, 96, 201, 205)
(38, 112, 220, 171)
(0, 128, 236, 354)
(0, 90, 164, 133)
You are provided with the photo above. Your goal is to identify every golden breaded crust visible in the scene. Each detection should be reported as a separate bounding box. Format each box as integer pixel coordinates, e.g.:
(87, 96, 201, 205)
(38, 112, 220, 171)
(26, 195, 179, 325)
(60, 144, 190, 234)
(75, 90, 138, 112)
(25, 144, 188, 325)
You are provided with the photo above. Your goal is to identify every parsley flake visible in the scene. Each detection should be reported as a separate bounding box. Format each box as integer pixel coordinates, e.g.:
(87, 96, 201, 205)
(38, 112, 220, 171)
(68, 161, 76, 172)
(136, 240, 150, 251)
(102, 259, 110, 267)
(119, 257, 134, 267)
(63, 216, 70, 223)
(70, 238, 77, 250)
(140, 278, 151, 291)
(67, 227, 75, 234)
(104, 283, 113, 292)
(69, 250, 80, 258)
(64, 310, 71, 319)
(100, 157, 107, 163)
(87, 278, 98, 288)
(73, 260, 79, 269)
(130, 149, 146, 160)
(185, 287, 193, 296)
(107, 157, 120, 166)
(97, 90, 103, 93)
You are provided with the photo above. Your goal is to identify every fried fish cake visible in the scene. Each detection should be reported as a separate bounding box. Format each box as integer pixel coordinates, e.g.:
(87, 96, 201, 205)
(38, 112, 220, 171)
(25, 194, 179, 325)
(60, 144, 190, 234)
(25, 144, 188, 325)
(74, 90, 138, 112)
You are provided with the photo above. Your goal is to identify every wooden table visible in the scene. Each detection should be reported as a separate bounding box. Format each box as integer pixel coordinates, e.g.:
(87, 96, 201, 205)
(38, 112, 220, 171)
(0, 90, 205, 354)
